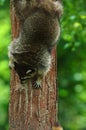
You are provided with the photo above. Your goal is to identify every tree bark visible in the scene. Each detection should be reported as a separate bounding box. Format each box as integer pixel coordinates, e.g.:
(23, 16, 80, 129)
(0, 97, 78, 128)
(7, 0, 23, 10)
(9, 1, 59, 130)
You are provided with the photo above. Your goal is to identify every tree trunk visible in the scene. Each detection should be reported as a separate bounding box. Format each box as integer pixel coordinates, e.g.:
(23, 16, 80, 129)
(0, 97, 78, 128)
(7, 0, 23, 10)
(9, 1, 61, 130)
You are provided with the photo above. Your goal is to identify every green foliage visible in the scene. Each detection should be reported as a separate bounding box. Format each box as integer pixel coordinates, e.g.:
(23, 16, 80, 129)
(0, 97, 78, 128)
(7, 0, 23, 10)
(58, 0, 86, 130)
(0, 0, 10, 130)
(0, 0, 86, 130)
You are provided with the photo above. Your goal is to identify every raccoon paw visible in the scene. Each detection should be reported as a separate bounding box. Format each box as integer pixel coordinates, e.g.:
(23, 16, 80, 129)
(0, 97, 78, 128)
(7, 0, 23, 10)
(33, 79, 42, 89)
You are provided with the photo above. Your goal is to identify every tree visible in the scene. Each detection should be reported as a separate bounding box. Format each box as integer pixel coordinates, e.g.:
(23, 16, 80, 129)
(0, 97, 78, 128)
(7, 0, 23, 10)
(9, 0, 62, 130)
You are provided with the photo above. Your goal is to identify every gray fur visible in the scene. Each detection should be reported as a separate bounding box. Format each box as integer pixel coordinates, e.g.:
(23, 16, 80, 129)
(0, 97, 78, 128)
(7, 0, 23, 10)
(9, 0, 63, 87)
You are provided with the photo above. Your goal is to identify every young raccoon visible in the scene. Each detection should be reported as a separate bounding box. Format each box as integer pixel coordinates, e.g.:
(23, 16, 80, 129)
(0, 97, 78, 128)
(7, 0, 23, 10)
(8, 0, 63, 88)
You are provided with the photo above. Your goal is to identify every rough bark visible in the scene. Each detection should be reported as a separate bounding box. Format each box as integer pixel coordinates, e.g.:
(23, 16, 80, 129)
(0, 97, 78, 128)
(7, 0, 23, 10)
(9, 1, 59, 130)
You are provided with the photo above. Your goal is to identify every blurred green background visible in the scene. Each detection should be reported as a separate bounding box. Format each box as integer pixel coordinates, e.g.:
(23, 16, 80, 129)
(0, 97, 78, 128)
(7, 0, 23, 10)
(0, 0, 86, 130)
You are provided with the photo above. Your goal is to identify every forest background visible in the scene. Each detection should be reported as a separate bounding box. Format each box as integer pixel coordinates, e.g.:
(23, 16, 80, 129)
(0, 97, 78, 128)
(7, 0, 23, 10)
(0, 0, 86, 130)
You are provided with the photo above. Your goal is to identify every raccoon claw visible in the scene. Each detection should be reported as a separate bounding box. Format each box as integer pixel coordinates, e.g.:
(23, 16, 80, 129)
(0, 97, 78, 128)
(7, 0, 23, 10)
(33, 81, 41, 89)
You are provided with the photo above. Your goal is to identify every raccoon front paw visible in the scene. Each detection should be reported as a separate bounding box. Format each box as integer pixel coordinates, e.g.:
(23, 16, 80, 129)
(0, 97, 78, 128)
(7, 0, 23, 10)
(33, 79, 42, 89)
